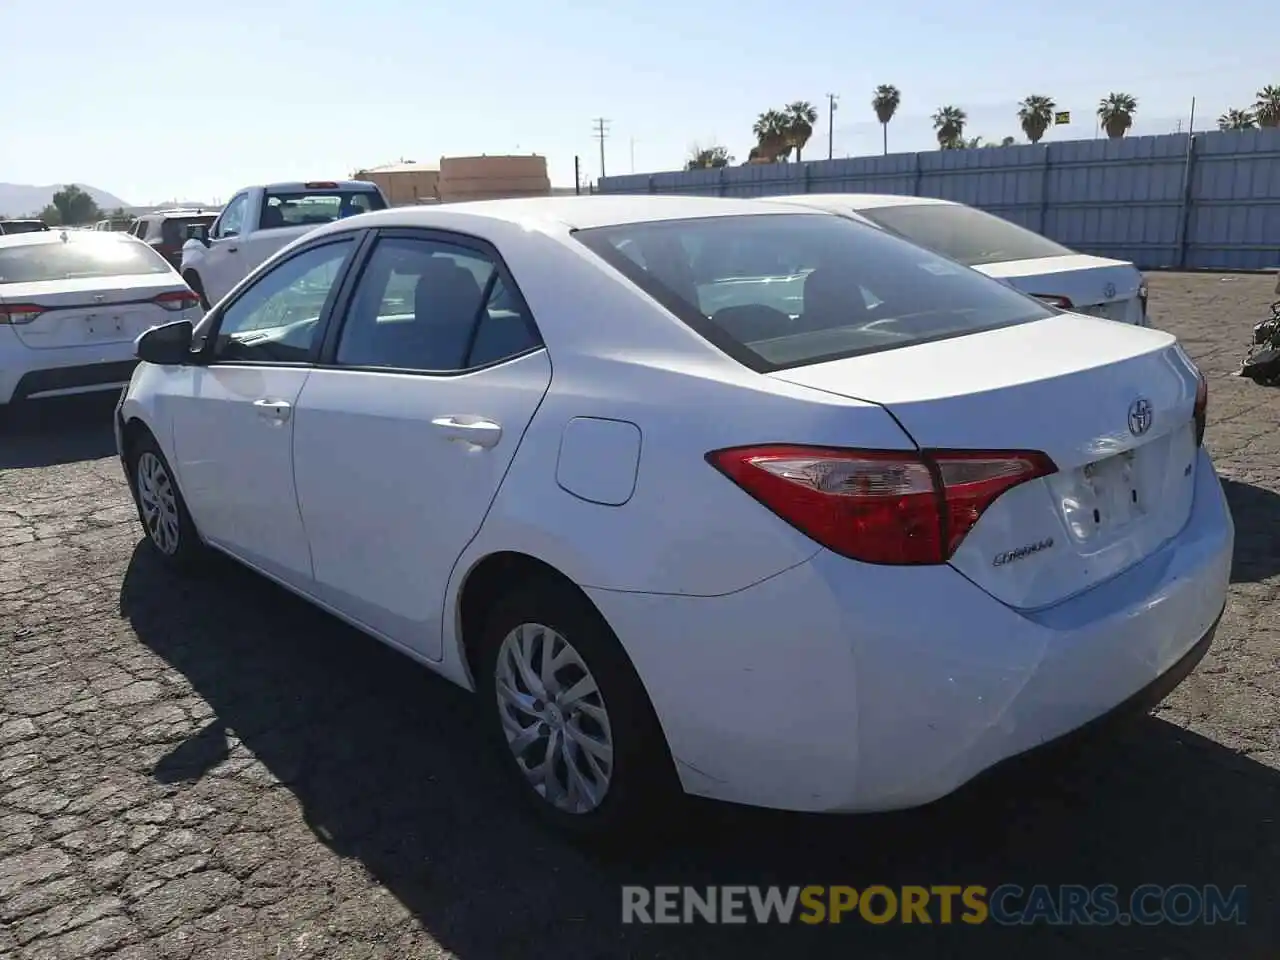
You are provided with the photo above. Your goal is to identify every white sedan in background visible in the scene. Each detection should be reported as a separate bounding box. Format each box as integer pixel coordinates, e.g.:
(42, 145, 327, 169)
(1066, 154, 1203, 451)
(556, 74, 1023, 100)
(116, 195, 1229, 841)
(762, 193, 1150, 325)
(0, 230, 200, 412)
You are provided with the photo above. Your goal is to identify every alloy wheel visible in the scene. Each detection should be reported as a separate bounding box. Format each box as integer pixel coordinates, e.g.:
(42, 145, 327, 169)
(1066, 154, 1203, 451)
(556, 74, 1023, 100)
(494, 622, 615, 814)
(136, 451, 180, 555)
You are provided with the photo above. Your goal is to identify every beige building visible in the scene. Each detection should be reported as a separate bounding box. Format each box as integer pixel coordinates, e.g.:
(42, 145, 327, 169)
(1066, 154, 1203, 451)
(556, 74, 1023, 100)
(353, 155, 552, 206)
(352, 162, 441, 205)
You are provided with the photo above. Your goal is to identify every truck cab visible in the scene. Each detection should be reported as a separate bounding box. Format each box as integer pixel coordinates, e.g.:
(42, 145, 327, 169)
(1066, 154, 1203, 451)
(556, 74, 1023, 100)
(180, 180, 387, 308)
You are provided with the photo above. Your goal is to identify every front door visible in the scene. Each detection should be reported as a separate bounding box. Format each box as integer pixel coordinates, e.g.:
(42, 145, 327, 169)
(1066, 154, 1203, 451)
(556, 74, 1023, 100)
(169, 236, 359, 588)
(200, 192, 250, 305)
(291, 231, 551, 659)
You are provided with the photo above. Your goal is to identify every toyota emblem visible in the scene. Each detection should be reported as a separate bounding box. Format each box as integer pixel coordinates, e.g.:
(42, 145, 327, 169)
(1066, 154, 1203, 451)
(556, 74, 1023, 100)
(1128, 397, 1154, 436)
(1103, 282, 1117, 299)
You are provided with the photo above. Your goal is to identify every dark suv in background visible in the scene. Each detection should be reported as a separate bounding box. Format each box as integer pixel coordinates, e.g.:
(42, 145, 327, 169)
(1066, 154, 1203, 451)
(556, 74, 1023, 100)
(128, 208, 219, 269)
(0, 219, 50, 235)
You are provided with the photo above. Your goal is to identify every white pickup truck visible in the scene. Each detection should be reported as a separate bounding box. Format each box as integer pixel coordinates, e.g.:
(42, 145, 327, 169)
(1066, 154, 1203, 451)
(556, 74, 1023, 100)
(179, 180, 387, 308)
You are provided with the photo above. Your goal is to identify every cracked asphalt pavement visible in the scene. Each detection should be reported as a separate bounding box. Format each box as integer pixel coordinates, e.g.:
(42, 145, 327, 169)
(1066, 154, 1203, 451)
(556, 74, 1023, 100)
(2, 272, 1278, 959)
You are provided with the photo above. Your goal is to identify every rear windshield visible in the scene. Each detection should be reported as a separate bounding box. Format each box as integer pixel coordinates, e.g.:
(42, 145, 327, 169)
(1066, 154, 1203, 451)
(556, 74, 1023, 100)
(574, 213, 1053, 371)
(0, 221, 49, 235)
(260, 188, 385, 229)
(856, 202, 1075, 266)
(0, 235, 173, 284)
(161, 215, 216, 246)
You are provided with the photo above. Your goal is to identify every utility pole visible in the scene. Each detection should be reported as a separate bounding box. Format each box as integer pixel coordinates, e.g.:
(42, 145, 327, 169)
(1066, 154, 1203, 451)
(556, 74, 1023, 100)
(826, 93, 839, 160)
(592, 117, 611, 180)
(574, 156, 581, 195)
(630, 138, 636, 173)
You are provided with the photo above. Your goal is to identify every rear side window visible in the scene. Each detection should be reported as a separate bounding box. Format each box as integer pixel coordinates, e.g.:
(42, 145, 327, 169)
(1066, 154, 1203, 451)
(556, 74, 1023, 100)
(260, 188, 385, 230)
(857, 203, 1075, 266)
(0, 236, 173, 284)
(574, 213, 1053, 371)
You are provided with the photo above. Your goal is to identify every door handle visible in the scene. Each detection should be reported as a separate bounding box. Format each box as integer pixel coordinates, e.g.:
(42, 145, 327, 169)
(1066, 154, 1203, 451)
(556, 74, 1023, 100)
(253, 399, 292, 423)
(431, 416, 502, 449)
(227, 246, 239, 253)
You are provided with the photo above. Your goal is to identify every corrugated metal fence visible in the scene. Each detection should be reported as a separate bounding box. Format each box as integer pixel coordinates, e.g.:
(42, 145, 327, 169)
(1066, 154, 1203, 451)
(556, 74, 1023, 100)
(598, 130, 1280, 271)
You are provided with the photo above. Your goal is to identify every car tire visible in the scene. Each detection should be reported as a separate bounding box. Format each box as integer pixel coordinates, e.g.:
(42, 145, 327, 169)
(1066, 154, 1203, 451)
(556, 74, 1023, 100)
(183, 271, 210, 311)
(475, 576, 682, 847)
(126, 430, 206, 571)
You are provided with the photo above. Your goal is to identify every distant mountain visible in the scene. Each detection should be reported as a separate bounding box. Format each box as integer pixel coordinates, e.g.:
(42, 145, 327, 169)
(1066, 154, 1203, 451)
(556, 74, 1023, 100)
(0, 182, 131, 218)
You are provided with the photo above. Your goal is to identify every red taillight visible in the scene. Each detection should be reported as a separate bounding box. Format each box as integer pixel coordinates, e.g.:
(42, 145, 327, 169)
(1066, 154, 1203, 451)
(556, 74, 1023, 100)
(153, 290, 200, 312)
(0, 303, 45, 325)
(1033, 294, 1074, 309)
(1193, 372, 1208, 447)
(707, 445, 1057, 565)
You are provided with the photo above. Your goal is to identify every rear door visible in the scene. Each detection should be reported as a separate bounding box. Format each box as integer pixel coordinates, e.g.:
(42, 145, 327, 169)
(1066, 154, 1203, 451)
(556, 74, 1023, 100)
(0, 236, 189, 350)
(291, 228, 550, 660)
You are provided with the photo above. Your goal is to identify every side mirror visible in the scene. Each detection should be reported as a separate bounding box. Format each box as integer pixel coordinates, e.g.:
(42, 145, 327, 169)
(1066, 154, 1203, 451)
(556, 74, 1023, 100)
(136, 320, 195, 365)
(186, 224, 211, 246)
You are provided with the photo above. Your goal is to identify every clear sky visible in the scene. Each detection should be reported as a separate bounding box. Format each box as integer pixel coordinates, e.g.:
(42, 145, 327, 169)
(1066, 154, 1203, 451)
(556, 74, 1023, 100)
(1, 0, 1274, 205)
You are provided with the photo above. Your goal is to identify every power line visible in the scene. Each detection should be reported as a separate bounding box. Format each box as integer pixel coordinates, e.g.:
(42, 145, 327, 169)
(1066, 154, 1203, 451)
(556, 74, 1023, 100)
(592, 117, 611, 180)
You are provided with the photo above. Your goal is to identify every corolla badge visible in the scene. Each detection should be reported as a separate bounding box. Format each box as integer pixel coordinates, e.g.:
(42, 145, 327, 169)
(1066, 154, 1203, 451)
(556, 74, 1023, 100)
(1103, 281, 1117, 299)
(993, 537, 1055, 567)
(1128, 397, 1154, 436)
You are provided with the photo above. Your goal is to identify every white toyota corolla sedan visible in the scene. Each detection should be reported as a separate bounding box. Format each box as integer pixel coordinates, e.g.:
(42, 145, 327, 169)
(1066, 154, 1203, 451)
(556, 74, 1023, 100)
(115, 195, 1232, 840)
(0, 230, 200, 412)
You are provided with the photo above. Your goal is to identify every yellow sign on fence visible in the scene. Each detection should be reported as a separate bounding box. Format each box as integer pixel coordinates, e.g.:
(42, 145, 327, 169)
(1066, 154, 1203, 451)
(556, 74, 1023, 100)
(1055, 111, 1071, 125)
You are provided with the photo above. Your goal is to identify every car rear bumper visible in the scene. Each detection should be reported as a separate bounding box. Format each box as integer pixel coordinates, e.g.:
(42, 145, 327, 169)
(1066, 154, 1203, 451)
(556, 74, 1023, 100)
(587, 447, 1233, 814)
(0, 331, 139, 405)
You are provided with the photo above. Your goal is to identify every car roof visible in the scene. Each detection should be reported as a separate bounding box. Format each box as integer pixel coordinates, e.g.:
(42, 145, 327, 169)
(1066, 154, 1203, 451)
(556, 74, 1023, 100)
(0, 218, 44, 224)
(763, 193, 959, 212)
(308, 195, 827, 238)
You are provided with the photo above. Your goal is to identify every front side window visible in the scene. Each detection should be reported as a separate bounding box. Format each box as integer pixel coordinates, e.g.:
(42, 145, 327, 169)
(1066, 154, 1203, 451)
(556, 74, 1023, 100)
(211, 239, 353, 363)
(214, 194, 249, 239)
(0, 235, 173, 284)
(856, 202, 1076, 266)
(334, 235, 541, 372)
(574, 213, 1054, 371)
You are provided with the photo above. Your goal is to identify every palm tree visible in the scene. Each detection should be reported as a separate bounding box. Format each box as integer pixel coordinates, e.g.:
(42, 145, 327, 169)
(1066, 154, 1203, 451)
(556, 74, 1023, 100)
(1000, 135, 1016, 146)
(932, 106, 967, 149)
(872, 84, 901, 155)
(752, 109, 791, 162)
(1018, 95, 1056, 144)
(783, 101, 819, 162)
(1254, 85, 1280, 128)
(1218, 109, 1257, 131)
(1097, 92, 1138, 139)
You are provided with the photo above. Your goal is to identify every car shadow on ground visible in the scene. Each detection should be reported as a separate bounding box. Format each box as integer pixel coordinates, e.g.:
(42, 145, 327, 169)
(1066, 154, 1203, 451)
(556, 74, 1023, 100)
(119, 545, 1277, 959)
(1221, 477, 1280, 583)
(0, 394, 120, 469)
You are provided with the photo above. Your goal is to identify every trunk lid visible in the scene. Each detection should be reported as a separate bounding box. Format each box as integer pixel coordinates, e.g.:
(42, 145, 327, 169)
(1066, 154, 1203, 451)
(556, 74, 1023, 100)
(976, 253, 1146, 324)
(769, 313, 1203, 609)
(1, 275, 189, 349)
